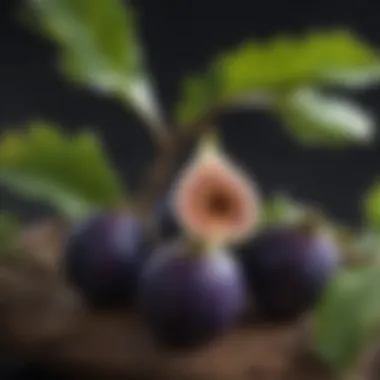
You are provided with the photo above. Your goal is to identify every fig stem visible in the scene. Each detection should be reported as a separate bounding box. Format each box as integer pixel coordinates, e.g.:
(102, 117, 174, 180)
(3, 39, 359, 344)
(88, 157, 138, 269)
(136, 106, 222, 241)
(297, 208, 327, 236)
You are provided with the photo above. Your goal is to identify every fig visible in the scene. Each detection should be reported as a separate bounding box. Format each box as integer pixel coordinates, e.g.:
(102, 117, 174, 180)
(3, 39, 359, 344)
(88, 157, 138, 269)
(63, 211, 148, 308)
(139, 241, 247, 349)
(171, 133, 260, 247)
(237, 225, 341, 321)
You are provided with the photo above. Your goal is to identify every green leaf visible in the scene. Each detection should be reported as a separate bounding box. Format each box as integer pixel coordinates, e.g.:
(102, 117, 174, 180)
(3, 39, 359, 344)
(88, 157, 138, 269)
(260, 193, 308, 228)
(313, 267, 380, 372)
(25, 0, 163, 126)
(277, 87, 376, 147)
(175, 29, 380, 125)
(321, 66, 380, 89)
(363, 180, 380, 230)
(219, 30, 380, 95)
(0, 213, 20, 255)
(351, 229, 380, 266)
(0, 122, 125, 221)
(175, 72, 222, 126)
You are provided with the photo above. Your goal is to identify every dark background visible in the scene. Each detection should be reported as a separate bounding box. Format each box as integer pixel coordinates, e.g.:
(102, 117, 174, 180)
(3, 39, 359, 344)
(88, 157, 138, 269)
(0, 0, 379, 224)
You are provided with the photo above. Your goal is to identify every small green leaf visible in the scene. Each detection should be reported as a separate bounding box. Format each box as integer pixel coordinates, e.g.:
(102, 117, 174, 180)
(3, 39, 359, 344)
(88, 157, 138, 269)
(175, 72, 222, 126)
(25, 0, 163, 126)
(0, 213, 20, 255)
(313, 267, 380, 372)
(260, 193, 307, 228)
(351, 229, 380, 266)
(175, 29, 380, 126)
(0, 122, 125, 221)
(363, 181, 380, 230)
(278, 87, 376, 147)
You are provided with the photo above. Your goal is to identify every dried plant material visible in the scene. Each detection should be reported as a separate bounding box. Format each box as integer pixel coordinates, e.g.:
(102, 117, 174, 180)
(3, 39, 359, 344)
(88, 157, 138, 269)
(17, 218, 68, 273)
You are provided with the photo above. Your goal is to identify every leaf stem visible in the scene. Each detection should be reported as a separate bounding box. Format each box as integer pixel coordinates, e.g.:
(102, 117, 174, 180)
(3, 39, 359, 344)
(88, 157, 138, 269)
(121, 82, 171, 148)
(134, 107, 171, 148)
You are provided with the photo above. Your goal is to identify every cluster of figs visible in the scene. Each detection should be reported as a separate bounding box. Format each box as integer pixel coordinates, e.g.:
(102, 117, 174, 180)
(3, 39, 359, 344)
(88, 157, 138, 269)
(63, 136, 342, 349)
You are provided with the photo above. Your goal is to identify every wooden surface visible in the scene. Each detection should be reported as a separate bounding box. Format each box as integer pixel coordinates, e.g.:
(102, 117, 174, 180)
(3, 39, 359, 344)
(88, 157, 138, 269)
(0, 220, 377, 380)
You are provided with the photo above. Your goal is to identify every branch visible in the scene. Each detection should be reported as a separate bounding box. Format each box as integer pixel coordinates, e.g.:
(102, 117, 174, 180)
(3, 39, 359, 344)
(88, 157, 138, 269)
(136, 106, 222, 239)
(136, 93, 275, 239)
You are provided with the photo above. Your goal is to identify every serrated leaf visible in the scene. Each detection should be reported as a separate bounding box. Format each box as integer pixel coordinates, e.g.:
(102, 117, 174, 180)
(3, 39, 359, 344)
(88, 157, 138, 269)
(0, 122, 124, 221)
(313, 267, 380, 372)
(0, 213, 20, 255)
(363, 181, 380, 230)
(175, 29, 380, 126)
(219, 30, 380, 95)
(25, 0, 163, 127)
(278, 87, 376, 147)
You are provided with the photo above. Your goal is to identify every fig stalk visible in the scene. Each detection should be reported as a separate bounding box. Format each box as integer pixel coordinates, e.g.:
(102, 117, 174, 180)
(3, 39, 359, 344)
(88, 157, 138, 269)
(136, 108, 221, 241)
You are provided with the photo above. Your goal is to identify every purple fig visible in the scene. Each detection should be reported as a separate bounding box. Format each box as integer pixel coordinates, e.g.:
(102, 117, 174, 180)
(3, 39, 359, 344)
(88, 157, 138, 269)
(139, 241, 247, 349)
(237, 225, 341, 321)
(63, 212, 148, 309)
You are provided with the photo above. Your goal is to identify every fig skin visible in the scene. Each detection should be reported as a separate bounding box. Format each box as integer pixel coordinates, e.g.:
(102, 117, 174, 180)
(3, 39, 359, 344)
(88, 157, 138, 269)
(63, 212, 148, 309)
(139, 242, 247, 349)
(237, 226, 341, 321)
